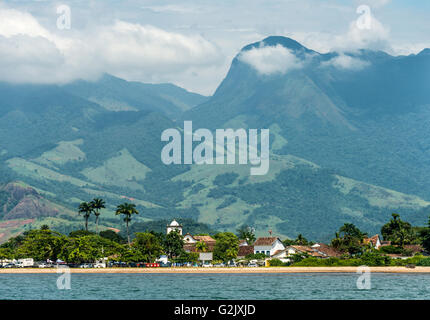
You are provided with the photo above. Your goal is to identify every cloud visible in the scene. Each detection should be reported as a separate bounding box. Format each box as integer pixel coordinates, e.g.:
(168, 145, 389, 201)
(343, 10, 390, 51)
(284, 10, 391, 54)
(238, 44, 303, 75)
(0, 8, 222, 89)
(353, 0, 391, 9)
(96, 21, 221, 76)
(321, 54, 370, 70)
(141, 4, 202, 14)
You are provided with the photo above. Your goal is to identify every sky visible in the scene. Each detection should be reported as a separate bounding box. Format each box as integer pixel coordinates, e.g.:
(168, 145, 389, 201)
(0, 0, 429, 95)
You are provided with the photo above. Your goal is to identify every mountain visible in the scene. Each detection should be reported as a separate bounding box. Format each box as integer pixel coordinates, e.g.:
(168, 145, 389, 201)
(184, 36, 430, 199)
(62, 74, 207, 119)
(1, 37, 430, 242)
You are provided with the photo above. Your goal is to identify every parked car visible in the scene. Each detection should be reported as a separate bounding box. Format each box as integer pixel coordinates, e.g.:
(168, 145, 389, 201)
(94, 263, 106, 268)
(66, 263, 80, 268)
(79, 263, 92, 268)
(201, 263, 213, 267)
(213, 263, 225, 267)
(248, 263, 258, 267)
(4, 263, 15, 268)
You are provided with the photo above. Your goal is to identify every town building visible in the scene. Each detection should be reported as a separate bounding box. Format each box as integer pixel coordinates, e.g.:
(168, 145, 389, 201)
(363, 234, 382, 249)
(166, 219, 183, 235)
(254, 237, 285, 256)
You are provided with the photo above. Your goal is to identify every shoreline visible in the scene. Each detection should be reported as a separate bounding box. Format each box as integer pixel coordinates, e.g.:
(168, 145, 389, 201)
(1, 266, 430, 274)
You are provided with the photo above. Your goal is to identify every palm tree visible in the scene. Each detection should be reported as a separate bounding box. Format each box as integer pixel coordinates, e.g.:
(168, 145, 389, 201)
(196, 241, 208, 252)
(90, 198, 105, 233)
(115, 202, 139, 246)
(295, 234, 308, 245)
(78, 202, 93, 231)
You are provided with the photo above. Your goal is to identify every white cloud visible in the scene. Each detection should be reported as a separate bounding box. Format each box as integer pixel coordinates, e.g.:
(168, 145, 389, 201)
(238, 44, 303, 75)
(141, 4, 202, 14)
(321, 54, 370, 70)
(284, 11, 391, 54)
(353, 0, 391, 9)
(0, 8, 222, 89)
(343, 12, 390, 51)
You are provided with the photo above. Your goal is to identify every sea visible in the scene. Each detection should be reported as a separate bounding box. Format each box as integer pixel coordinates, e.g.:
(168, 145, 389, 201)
(0, 273, 429, 300)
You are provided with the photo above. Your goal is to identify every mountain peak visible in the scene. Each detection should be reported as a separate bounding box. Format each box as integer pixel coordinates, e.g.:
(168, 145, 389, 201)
(241, 36, 314, 54)
(418, 48, 430, 56)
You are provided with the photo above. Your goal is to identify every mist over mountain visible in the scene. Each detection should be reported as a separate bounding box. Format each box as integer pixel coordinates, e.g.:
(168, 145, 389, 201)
(1, 36, 430, 242)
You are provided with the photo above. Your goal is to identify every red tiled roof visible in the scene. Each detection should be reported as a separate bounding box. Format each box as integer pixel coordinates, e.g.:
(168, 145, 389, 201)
(313, 243, 343, 258)
(238, 246, 254, 257)
(193, 235, 216, 242)
(363, 235, 380, 247)
(183, 242, 216, 253)
(254, 237, 279, 246)
(272, 249, 286, 256)
(290, 245, 314, 253)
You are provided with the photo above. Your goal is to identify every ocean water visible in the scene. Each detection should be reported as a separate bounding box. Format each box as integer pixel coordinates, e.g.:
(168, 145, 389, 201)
(0, 273, 429, 300)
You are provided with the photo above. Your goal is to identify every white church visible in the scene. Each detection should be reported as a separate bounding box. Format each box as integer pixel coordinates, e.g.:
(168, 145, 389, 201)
(166, 219, 183, 235)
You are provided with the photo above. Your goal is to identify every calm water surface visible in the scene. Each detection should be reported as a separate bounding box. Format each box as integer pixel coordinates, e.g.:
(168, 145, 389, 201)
(1, 273, 429, 300)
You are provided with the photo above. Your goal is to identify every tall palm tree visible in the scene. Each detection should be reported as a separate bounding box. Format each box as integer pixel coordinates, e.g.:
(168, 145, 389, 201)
(78, 202, 93, 231)
(115, 202, 139, 246)
(90, 198, 105, 233)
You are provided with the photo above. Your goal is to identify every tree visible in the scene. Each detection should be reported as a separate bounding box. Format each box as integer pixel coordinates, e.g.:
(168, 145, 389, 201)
(69, 230, 95, 238)
(295, 234, 308, 245)
(381, 213, 416, 246)
(0, 247, 14, 260)
(175, 251, 199, 264)
(133, 232, 163, 263)
(16, 229, 67, 261)
(60, 235, 121, 264)
(236, 225, 256, 244)
(196, 241, 208, 252)
(115, 202, 139, 246)
(99, 230, 126, 244)
(214, 232, 239, 262)
(331, 223, 367, 256)
(163, 230, 184, 259)
(420, 216, 430, 252)
(90, 198, 105, 233)
(118, 246, 144, 263)
(78, 201, 93, 231)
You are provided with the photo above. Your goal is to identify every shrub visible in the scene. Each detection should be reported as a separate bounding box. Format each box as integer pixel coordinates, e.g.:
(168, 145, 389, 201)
(360, 251, 390, 266)
(416, 257, 430, 266)
(245, 253, 267, 260)
(379, 245, 404, 254)
(268, 259, 286, 266)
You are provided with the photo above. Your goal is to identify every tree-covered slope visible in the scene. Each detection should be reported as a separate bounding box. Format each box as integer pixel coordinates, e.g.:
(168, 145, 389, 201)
(1, 37, 430, 242)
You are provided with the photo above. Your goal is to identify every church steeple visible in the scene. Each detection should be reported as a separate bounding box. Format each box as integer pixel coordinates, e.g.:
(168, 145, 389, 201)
(166, 219, 183, 235)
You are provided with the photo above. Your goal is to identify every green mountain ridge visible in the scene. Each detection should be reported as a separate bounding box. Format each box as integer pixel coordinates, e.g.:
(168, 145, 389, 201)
(1, 37, 430, 242)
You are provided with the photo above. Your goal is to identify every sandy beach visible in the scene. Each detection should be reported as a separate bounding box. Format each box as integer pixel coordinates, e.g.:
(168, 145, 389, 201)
(1, 266, 430, 274)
